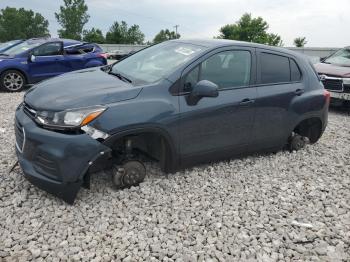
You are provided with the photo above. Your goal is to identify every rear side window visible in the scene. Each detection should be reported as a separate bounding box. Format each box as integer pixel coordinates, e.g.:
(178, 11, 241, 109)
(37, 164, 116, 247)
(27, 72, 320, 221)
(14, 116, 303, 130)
(290, 59, 302, 81)
(65, 45, 95, 55)
(80, 45, 94, 53)
(260, 53, 290, 84)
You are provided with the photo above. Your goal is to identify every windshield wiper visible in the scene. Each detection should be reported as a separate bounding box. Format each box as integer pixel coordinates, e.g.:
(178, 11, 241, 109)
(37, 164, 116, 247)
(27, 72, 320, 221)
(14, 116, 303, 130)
(0, 53, 9, 56)
(108, 70, 132, 83)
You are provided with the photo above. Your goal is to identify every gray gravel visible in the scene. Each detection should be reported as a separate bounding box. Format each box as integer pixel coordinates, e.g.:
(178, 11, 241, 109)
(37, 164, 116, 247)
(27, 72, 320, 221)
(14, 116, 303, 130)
(0, 92, 349, 261)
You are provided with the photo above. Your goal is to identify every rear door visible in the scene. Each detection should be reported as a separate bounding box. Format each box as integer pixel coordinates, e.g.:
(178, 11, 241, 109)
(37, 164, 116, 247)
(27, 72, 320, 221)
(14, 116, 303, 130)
(178, 47, 257, 162)
(28, 42, 65, 82)
(253, 49, 304, 147)
(62, 45, 87, 72)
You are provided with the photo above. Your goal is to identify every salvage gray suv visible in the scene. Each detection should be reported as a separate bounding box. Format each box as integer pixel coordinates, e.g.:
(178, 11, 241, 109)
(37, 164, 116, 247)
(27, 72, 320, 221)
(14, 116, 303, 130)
(15, 39, 330, 203)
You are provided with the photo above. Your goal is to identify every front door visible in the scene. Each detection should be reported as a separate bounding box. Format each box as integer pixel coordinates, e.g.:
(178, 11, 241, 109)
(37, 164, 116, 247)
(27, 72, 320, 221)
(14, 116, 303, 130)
(178, 48, 257, 163)
(28, 42, 64, 82)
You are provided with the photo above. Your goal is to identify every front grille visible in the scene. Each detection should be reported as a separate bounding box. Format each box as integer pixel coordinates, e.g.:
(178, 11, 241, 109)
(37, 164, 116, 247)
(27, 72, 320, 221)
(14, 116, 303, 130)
(33, 153, 59, 179)
(322, 79, 343, 92)
(23, 102, 37, 119)
(15, 120, 25, 152)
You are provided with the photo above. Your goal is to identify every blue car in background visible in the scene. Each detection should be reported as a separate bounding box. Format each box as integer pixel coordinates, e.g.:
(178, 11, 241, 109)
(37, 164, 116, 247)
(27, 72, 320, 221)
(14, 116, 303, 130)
(0, 39, 24, 53)
(0, 38, 107, 92)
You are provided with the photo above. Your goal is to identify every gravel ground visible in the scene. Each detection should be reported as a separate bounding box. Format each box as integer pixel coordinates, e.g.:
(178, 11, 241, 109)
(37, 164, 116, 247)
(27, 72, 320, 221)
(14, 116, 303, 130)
(0, 92, 349, 261)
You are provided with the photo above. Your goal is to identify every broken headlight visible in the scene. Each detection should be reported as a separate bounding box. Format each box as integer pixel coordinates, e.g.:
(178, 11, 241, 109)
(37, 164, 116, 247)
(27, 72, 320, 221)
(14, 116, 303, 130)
(343, 78, 350, 86)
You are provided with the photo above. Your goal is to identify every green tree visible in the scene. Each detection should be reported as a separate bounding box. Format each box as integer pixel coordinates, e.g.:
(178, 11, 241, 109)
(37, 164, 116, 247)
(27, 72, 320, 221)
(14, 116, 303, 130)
(294, 37, 307, 47)
(128, 25, 145, 44)
(217, 13, 283, 46)
(153, 29, 180, 44)
(0, 7, 50, 42)
(55, 0, 89, 40)
(83, 28, 105, 43)
(105, 21, 144, 44)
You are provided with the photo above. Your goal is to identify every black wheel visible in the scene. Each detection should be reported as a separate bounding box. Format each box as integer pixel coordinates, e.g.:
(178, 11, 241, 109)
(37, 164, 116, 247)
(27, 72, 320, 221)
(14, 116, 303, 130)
(289, 134, 306, 151)
(112, 160, 146, 188)
(0, 70, 26, 92)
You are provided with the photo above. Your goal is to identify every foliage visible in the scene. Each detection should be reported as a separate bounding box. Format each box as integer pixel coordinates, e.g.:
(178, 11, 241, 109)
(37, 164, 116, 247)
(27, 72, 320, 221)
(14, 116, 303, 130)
(153, 29, 180, 44)
(55, 0, 89, 40)
(294, 37, 307, 47)
(105, 21, 145, 44)
(217, 13, 283, 46)
(0, 7, 50, 42)
(82, 28, 105, 43)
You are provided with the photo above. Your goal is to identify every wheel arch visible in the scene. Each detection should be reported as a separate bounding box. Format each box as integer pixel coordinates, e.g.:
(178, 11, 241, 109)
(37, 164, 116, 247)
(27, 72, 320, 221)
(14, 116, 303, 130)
(0, 67, 29, 83)
(292, 116, 324, 144)
(104, 126, 179, 173)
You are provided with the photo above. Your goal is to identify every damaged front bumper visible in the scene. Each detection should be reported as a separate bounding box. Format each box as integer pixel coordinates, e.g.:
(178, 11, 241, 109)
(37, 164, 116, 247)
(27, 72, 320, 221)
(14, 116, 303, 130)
(15, 106, 111, 204)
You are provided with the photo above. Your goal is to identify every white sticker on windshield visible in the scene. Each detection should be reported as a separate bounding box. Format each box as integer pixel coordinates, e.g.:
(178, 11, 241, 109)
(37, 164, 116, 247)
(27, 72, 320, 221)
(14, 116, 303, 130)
(175, 47, 197, 56)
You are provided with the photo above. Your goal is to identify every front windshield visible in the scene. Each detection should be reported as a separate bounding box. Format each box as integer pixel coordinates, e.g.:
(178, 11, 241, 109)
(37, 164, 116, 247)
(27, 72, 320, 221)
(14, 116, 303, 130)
(3, 40, 42, 56)
(111, 41, 206, 84)
(324, 48, 350, 66)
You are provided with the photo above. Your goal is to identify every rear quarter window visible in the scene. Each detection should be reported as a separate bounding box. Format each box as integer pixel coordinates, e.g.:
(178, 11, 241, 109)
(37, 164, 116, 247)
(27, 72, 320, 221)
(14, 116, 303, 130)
(290, 59, 302, 82)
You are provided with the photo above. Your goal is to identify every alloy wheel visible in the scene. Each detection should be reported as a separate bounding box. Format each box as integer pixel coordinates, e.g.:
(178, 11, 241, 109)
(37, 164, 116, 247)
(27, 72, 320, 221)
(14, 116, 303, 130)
(3, 72, 24, 91)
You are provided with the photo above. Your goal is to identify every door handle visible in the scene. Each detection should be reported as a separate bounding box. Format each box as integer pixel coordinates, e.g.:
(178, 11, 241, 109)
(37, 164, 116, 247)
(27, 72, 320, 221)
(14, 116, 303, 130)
(295, 89, 304, 96)
(239, 98, 255, 106)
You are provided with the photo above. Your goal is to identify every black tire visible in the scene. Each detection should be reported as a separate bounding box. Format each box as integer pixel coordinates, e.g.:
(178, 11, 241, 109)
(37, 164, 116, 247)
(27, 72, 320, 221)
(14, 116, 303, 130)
(0, 70, 26, 92)
(342, 100, 350, 109)
(111, 160, 146, 189)
(289, 134, 306, 152)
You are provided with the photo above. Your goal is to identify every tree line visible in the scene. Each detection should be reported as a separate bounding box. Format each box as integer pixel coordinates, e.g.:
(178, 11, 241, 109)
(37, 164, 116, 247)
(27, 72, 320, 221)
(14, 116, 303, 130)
(0, 0, 180, 45)
(0, 1, 307, 47)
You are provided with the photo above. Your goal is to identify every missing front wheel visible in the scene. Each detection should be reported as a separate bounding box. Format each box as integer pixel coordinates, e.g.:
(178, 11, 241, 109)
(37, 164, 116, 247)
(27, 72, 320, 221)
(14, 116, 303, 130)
(111, 160, 146, 188)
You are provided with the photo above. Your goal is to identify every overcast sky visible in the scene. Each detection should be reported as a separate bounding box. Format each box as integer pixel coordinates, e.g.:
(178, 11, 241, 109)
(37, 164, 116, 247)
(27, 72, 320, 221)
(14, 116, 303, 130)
(1, 0, 349, 47)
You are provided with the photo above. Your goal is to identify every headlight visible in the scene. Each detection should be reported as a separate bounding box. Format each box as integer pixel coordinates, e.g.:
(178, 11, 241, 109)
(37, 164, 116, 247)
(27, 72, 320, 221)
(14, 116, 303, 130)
(343, 78, 350, 85)
(35, 106, 107, 129)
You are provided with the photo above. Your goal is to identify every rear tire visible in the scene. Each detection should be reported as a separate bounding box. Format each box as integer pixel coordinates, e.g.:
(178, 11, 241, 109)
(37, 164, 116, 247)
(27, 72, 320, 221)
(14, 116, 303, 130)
(0, 70, 26, 92)
(342, 100, 350, 109)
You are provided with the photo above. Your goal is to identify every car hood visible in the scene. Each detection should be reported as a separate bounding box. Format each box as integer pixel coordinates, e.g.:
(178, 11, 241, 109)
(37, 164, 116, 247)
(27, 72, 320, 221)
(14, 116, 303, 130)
(24, 68, 143, 111)
(314, 63, 350, 77)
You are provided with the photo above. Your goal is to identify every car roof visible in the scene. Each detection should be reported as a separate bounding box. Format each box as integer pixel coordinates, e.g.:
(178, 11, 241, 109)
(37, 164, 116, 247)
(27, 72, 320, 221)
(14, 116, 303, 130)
(171, 39, 303, 58)
(25, 38, 84, 47)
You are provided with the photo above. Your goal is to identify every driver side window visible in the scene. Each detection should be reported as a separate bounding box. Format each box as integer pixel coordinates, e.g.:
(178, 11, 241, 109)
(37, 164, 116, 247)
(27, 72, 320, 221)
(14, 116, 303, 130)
(185, 50, 251, 90)
(32, 42, 62, 56)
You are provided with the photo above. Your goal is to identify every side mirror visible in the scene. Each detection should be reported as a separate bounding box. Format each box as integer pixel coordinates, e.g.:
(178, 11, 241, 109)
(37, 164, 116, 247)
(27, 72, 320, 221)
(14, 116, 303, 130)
(187, 80, 219, 105)
(29, 54, 36, 63)
(191, 80, 219, 98)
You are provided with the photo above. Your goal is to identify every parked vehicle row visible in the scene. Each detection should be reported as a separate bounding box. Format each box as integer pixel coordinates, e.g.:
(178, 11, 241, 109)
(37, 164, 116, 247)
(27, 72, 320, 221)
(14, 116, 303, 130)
(0, 38, 107, 92)
(106, 49, 138, 60)
(14, 39, 329, 203)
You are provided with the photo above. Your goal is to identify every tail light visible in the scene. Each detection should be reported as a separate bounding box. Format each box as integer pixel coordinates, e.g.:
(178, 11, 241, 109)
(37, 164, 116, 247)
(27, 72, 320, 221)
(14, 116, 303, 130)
(98, 53, 108, 59)
(324, 89, 330, 104)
